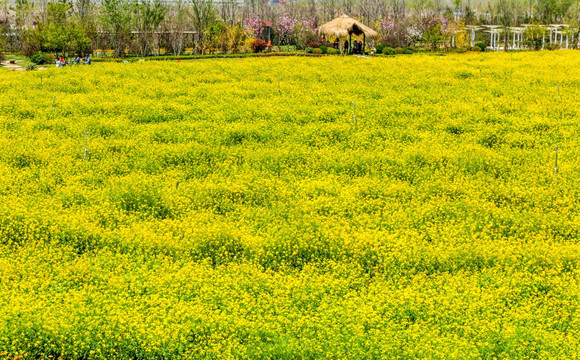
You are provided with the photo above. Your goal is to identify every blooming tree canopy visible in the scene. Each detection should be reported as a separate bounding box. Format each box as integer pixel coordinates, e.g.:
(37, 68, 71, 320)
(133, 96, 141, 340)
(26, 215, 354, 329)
(244, 15, 264, 38)
(380, 19, 395, 34)
(276, 14, 298, 46)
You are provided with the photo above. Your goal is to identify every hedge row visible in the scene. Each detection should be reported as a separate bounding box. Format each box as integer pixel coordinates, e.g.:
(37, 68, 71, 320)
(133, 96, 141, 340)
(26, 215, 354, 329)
(93, 52, 325, 63)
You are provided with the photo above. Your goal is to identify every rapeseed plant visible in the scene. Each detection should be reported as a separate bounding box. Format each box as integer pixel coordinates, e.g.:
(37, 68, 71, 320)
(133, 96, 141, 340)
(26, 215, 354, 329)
(0, 52, 579, 359)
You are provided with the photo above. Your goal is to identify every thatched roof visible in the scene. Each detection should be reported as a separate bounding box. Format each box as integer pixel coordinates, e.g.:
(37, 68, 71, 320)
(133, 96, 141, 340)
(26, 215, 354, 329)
(318, 15, 379, 39)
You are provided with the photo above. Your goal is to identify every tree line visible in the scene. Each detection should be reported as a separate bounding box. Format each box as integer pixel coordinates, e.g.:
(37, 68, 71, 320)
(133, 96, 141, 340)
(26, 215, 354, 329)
(0, 0, 579, 57)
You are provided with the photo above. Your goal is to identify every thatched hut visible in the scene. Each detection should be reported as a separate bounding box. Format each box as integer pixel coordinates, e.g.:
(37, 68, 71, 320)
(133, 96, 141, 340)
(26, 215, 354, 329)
(318, 15, 379, 54)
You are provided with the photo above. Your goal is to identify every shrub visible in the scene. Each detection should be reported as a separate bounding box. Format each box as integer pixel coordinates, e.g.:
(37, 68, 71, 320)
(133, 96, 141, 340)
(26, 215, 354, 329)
(306, 41, 321, 48)
(305, 47, 313, 54)
(30, 53, 48, 65)
(394, 47, 404, 55)
(26, 64, 38, 71)
(470, 46, 482, 52)
(44, 53, 56, 64)
(375, 44, 384, 54)
(475, 42, 487, 52)
(250, 39, 267, 53)
(327, 48, 338, 55)
(403, 48, 413, 55)
(319, 45, 328, 54)
(30, 52, 56, 65)
(383, 47, 395, 55)
(312, 48, 323, 54)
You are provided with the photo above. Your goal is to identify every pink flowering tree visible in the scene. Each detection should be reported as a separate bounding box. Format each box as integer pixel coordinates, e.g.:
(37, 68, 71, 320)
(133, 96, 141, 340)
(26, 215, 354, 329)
(295, 16, 318, 49)
(244, 15, 264, 38)
(406, 25, 423, 44)
(379, 19, 395, 34)
(440, 17, 450, 34)
(275, 14, 298, 51)
(301, 17, 317, 31)
(380, 18, 413, 47)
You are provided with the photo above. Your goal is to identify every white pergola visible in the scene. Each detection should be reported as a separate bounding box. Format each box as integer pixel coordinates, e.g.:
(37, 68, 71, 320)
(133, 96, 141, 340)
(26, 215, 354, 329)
(548, 24, 562, 46)
(465, 25, 482, 47)
(508, 27, 525, 49)
(483, 25, 502, 50)
(450, 28, 463, 47)
(467, 24, 576, 51)
(560, 24, 570, 49)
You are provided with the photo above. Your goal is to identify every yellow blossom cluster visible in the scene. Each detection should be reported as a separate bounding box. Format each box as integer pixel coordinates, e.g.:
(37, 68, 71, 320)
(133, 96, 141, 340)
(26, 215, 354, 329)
(0, 52, 580, 359)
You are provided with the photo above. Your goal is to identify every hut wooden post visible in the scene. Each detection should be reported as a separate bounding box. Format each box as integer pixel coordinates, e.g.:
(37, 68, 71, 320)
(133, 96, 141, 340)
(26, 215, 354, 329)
(349, 33, 352, 54)
(363, 33, 366, 55)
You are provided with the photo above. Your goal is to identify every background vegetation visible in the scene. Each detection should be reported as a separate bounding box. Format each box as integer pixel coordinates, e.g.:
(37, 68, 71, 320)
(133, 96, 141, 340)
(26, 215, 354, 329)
(1, 0, 580, 59)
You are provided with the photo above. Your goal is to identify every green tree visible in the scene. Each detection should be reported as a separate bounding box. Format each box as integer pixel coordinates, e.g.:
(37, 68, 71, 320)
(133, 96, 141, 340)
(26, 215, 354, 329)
(188, 0, 216, 54)
(566, 1, 580, 49)
(132, 0, 167, 56)
(208, 20, 227, 52)
(12, 0, 40, 55)
(423, 23, 442, 51)
(524, 22, 545, 50)
(42, 2, 90, 56)
(535, 0, 558, 22)
(100, 0, 132, 57)
(494, 0, 516, 51)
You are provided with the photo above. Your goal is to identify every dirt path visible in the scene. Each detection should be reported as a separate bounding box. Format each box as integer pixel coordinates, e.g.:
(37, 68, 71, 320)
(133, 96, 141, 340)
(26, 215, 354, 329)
(1, 59, 26, 71)
(1, 59, 48, 71)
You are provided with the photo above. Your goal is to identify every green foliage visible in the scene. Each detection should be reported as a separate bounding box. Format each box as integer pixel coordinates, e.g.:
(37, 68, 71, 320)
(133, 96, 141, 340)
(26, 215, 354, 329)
(30, 52, 56, 65)
(383, 47, 395, 55)
(30, 52, 47, 65)
(471, 45, 482, 52)
(375, 44, 384, 54)
(188, 0, 216, 54)
(131, 0, 168, 56)
(100, 0, 133, 57)
(444, 124, 464, 134)
(305, 47, 313, 53)
(319, 45, 328, 54)
(475, 42, 487, 51)
(41, 2, 91, 55)
(312, 48, 322, 54)
(423, 23, 443, 51)
(394, 46, 404, 54)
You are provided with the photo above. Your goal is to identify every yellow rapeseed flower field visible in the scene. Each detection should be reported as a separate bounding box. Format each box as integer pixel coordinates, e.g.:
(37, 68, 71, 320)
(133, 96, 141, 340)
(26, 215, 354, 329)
(1, 52, 580, 359)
